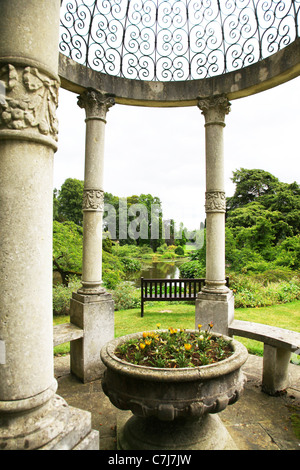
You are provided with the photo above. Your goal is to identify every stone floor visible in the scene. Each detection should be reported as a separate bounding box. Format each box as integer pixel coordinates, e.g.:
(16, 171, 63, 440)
(55, 353, 300, 451)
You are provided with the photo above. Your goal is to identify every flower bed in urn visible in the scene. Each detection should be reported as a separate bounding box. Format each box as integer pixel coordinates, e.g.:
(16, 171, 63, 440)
(101, 323, 248, 423)
(115, 323, 233, 369)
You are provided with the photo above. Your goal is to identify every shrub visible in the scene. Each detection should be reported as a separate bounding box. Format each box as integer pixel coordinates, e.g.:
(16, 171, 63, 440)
(102, 269, 123, 290)
(157, 243, 167, 254)
(175, 245, 185, 256)
(254, 267, 297, 285)
(102, 250, 125, 289)
(120, 257, 141, 272)
(53, 276, 81, 315)
(229, 272, 300, 308)
(111, 281, 141, 311)
(103, 236, 112, 253)
(160, 252, 176, 259)
(179, 260, 205, 278)
(112, 244, 140, 258)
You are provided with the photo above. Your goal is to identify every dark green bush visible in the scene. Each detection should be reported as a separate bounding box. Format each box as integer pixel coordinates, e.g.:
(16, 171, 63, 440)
(175, 245, 185, 256)
(120, 257, 142, 272)
(179, 260, 205, 278)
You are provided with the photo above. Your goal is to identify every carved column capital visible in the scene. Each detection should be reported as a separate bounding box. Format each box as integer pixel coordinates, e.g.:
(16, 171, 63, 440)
(197, 95, 231, 126)
(77, 89, 115, 122)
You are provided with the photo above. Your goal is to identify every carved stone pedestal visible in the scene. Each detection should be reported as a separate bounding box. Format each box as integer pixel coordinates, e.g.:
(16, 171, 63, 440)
(118, 413, 237, 451)
(101, 331, 248, 451)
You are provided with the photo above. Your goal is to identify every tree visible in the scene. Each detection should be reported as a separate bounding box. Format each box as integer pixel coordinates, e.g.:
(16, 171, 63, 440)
(53, 188, 59, 220)
(53, 221, 83, 285)
(57, 178, 84, 225)
(260, 181, 300, 236)
(225, 169, 300, 272)
(104, 192, 164, 249)
(226, 168, 279, 212)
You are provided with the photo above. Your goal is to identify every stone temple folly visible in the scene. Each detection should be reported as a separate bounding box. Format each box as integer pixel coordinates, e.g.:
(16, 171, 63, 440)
(0, 0, 299, 450)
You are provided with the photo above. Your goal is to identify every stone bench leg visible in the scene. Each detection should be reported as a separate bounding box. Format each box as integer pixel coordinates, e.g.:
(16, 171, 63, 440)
(262, 344, 291, 395)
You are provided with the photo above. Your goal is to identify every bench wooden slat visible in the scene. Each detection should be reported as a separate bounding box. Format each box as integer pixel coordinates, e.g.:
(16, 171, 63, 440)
(229, 320, 300, 352)
(140, 277, 229, 317)
(53, 322, 84, 347)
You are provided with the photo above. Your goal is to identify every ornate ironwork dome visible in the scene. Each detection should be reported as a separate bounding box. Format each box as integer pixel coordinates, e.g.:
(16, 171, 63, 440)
(59, 0, 300, 82)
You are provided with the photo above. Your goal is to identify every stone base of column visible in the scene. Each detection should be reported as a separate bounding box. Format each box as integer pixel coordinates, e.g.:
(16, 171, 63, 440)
(41, 400, 99, 450)
(195, 290, 234, 336)
(70, 291, 114, 383)
(0, 393, 99, 450)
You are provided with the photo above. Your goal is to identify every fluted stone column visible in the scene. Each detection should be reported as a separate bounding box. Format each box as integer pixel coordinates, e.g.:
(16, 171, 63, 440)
(69, 90, 114, 383)
(0, 0, 98, 449)
(195, 95, 234, 335)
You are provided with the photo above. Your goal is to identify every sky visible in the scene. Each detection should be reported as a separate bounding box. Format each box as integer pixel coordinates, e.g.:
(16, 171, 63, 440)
(54, 75, 300, 232)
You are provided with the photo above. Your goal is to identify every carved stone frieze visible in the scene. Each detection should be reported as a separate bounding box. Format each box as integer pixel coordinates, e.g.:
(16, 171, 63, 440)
(0, 64, 59, 142)
(83, 189, 105, 212)
(205, 191, 226, 213)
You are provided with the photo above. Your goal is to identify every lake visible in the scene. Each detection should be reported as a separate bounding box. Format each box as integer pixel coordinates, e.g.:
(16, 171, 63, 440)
(127, 259, 186, 287)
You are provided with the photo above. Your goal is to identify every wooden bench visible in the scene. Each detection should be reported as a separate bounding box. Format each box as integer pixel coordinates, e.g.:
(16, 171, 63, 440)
(228, 319, 300, 395)
(141, 277, 229, 317)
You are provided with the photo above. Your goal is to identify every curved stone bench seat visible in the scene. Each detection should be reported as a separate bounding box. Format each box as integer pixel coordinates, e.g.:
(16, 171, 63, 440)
(229, 320, 300, 396)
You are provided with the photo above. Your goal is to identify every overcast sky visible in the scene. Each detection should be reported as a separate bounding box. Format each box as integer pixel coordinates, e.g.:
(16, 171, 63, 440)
(55, 75, 300, 231)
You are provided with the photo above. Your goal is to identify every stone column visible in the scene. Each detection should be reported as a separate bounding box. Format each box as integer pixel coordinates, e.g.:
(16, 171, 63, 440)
(195, 95, 234, 335)
(0, 1, 98, 449)
(69, 90, 115, 383)
(77, 89, 115, 294)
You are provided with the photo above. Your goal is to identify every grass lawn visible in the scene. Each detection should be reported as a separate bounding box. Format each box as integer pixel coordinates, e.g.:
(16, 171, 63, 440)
(53, 300, 300, 360)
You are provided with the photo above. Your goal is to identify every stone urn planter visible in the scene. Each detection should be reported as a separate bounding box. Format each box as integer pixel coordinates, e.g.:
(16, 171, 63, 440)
(101, 330, 248, 450)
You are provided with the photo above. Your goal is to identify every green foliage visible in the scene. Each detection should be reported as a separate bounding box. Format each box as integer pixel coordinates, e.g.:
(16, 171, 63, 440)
(115, 325, 233, 368)
(175, 245, 185, 256)
(53, 220, 126, 290)
(229, 272, 300, 308)
(102, 235, 112, 253)
(105, 192, 164, 249)
(56, 178, 84, 225)
(274, 235, 300, 270)
(53, 220, 83, 285)
(53, 277, 81, 315)
(112, 244, 141, 258)
(102, 250, 125, 289)
(224, 169, 300, 274)
(226, 168, 279, 211)
(179, 260, 205, 278)
(111, 281, 141, 311)
(120, 257, 142, 272)
(157, 243, 168, 253)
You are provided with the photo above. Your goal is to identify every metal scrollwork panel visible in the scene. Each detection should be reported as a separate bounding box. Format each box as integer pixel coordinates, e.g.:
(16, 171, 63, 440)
(59, 0, 300, 81)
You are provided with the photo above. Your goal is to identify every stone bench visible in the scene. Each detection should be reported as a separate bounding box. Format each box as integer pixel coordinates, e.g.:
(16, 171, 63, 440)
(53, 322, 83, 347)
(228, 320, 300, 395)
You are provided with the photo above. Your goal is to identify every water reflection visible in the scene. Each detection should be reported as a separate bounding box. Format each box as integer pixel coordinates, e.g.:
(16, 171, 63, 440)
(128, 261, 184, 287)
